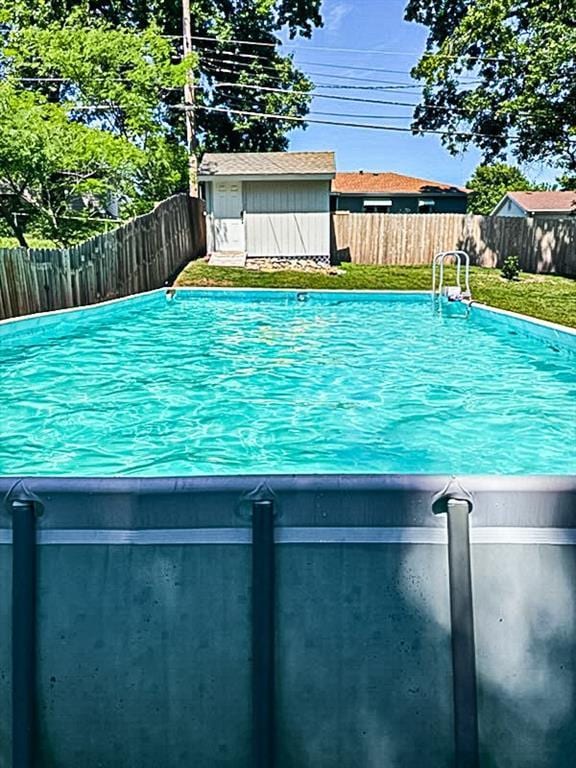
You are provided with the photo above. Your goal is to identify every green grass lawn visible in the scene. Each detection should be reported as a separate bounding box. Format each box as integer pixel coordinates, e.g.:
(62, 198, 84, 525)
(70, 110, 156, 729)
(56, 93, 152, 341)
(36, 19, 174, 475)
(0, 236, 58, 249)
(176, 261, 576, 329)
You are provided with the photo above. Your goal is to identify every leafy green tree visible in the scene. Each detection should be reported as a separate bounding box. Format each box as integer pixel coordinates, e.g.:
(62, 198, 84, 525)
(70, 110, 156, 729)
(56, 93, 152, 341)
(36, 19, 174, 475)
(557, 174, 576, 191)
(0, 83, 144, 245)
(3, 0, 320, 152)
(0, 8, 193, 242)
(405, 0, 576, 177)
(466, 163, 536, 215)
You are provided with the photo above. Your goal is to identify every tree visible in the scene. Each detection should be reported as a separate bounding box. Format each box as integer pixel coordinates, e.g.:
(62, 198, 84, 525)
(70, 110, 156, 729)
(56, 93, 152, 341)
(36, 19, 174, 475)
(0, 9, 193, 242)
(557, 174, 576, 191)
(466, 164, 536, 215)
(404, 0, 576, 177)
(3, 0, 320, 153)
(0, 84, 144, 245)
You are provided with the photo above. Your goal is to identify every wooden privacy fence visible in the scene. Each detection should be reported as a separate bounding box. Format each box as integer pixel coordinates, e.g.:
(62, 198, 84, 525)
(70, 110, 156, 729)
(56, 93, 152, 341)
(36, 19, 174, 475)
(0, 194, 206, 320)
(332, 212, 576, 276)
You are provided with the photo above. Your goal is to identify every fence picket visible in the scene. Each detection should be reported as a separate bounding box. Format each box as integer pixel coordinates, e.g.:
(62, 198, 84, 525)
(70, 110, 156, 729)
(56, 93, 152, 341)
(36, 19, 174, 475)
(0, 195, 206, 320)
(331, 213, 575, 275)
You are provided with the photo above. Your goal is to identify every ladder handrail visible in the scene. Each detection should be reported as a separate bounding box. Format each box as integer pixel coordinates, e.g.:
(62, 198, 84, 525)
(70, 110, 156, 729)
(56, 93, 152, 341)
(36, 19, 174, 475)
(448, 251, 470, 295)
(432, 250, 471, 303)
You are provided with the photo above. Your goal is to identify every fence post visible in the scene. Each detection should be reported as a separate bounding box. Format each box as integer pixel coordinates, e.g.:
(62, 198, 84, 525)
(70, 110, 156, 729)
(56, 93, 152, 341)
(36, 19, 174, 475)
(433, 480, 479, 768)
(252, 499, 275, 768)
(7, 488, 41, 768)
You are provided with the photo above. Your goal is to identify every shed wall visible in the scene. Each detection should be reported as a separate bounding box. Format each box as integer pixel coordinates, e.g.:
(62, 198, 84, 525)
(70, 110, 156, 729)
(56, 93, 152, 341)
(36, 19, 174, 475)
(244, 181, 330, 257)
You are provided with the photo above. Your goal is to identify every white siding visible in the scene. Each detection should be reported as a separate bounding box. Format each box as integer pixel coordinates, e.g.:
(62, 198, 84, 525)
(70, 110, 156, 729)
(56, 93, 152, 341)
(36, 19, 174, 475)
(204, 182, 214, 252)
(244, 180, 330, 257)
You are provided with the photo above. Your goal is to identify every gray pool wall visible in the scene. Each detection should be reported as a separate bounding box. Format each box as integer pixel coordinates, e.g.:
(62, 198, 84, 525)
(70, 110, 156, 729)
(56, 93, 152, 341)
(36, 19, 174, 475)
(1, 474, 576, 768)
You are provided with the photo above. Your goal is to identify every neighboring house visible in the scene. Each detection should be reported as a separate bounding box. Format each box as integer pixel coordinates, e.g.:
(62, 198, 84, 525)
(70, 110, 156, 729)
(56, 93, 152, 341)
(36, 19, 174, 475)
(70, 191, 120, 219)
(491, 191, 576, 219)
(331, 171, 469, 214)
(199, 151, 336, 265)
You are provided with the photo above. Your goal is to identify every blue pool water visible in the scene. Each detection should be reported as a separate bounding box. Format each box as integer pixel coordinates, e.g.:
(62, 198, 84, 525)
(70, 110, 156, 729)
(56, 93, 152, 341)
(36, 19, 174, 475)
(1, 290, 575, 476)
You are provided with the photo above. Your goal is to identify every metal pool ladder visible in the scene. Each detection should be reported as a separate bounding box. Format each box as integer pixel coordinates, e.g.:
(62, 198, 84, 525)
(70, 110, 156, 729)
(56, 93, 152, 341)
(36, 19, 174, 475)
(432, 250, 472, 314)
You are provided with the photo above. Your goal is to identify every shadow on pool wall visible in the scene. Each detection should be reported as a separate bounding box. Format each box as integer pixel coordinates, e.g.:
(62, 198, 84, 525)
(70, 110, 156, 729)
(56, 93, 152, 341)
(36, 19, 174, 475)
(1, 475, 576, 768)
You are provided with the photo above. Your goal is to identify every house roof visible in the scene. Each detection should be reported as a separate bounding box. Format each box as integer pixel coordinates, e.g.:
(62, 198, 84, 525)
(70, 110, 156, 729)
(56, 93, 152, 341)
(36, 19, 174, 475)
(332, 171, 468, 195)
(199, 151, 336, 177)
(506, 190, 576, 213)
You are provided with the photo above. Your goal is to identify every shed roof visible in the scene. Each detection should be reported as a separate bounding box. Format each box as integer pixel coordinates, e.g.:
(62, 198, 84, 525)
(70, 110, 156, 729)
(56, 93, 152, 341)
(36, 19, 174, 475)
(199, 151, 336, 177)
(332, 171, 468, 195)
(506, 190, 576, 213)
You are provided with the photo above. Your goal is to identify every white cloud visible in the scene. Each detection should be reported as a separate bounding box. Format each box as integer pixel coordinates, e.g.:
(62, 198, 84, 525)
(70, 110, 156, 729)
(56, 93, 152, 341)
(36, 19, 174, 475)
(323, 0, 353, 33)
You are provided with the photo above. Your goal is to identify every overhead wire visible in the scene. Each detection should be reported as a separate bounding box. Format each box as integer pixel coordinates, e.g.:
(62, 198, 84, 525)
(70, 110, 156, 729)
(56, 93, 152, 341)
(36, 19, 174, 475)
(201, 59, 426, 88)
(195, 45, 481, 81)
(185, 34, 518, 63)
(210, 89, 416, 121)
(35, 100, 500, 140)
(187, 104, 516, 141)
(207, 80, 452, 109)
(199, 58, 480, 99)
(3, 36, 507, 137)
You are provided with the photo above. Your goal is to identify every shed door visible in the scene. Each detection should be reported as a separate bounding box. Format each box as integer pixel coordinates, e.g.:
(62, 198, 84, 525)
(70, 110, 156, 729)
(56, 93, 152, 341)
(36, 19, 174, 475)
(244, 181, 330, 257)
(213, 181, 245, 251)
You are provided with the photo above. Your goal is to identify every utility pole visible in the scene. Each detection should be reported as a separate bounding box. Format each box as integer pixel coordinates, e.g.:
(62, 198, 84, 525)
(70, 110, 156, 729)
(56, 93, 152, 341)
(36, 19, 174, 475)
(182, 0, 198, 197)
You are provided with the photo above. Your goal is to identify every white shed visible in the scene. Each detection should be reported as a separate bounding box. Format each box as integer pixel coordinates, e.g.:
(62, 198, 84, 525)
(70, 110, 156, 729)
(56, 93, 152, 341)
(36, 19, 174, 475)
(198, 151, 336, 266)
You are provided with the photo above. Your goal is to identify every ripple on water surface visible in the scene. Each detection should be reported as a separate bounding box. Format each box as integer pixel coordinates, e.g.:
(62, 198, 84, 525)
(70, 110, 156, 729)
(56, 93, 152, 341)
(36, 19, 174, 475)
(1, 292, 575, 476)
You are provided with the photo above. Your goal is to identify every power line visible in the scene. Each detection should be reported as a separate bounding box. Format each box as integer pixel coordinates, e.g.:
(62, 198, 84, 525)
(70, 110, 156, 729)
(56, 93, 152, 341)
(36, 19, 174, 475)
(196, 47, 480, 82)
(200, 57, 424, 87)
(7, 62, 427, 93)
(16, 99, 513, 142)
(209, 71, 429, 92)
(211, 92, 416, 121)
(208, 85, 517, 123)
(298, 59, 479, 79)
(187, 34, 516, 63)
(206, 80, 509, 118)
(204, 65, 428, 92)
(188, 103, 515, 141)
(9, 76, 181, 89)
(6, 74, 491, 119)
(209, 80, 430, 108)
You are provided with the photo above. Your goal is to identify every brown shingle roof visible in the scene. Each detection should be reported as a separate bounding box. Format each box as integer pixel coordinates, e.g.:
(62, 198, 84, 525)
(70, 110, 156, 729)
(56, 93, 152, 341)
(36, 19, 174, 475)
(507, 191, 576, 213)
(199, 151, 335, 177)
(332, 171, 468, 195)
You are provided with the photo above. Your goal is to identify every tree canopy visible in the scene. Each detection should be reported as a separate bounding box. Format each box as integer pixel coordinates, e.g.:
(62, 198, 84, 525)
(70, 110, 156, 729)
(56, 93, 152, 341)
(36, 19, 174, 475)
(0, 0, 322, 242)
(466, 163, 538, 215)
(0, 83, 143, 246)
(0, 8, 192, 243)
(405, 0, 576, 178)
(4, 0, 321, 153)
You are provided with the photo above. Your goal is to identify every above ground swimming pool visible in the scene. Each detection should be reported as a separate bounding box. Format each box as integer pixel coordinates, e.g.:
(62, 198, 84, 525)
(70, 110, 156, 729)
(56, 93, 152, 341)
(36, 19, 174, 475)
(1, 288, 575, 476)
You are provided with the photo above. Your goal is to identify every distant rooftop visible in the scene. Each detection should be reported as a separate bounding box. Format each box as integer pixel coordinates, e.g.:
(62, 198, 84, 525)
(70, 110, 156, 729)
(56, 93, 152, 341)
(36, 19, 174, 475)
(507, 190, 576, 213)
(332, 171, 468, 195)
(199, 151, 336, 177)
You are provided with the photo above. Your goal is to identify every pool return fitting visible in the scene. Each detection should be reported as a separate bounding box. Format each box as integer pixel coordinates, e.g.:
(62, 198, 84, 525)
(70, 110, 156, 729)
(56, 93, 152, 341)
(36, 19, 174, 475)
(432, 251, 473, 315)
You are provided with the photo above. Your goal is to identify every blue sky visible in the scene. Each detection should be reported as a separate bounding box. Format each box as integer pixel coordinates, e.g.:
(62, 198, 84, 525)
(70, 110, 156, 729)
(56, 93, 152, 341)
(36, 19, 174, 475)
(282, 0, 554, 187)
